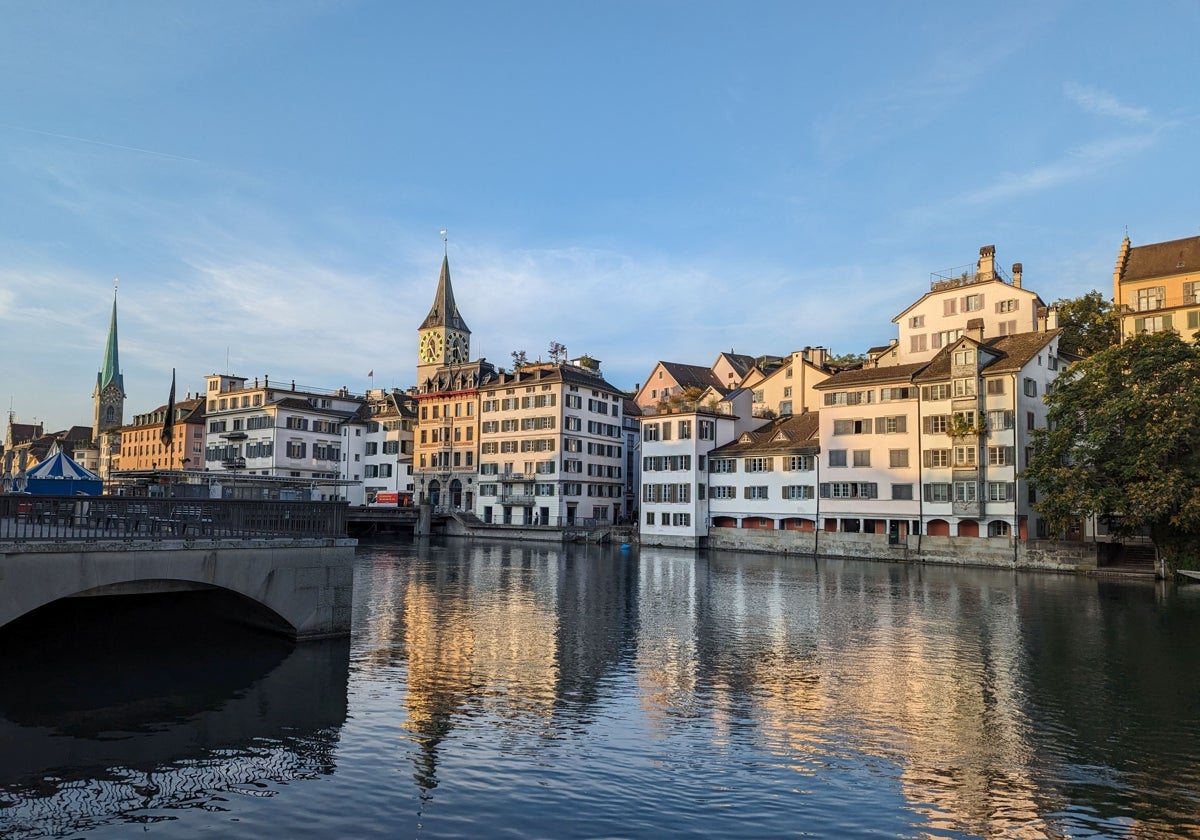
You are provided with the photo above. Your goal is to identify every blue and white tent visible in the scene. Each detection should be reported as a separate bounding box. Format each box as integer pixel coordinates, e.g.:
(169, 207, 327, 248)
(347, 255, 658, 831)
(23, 448, 103, 496)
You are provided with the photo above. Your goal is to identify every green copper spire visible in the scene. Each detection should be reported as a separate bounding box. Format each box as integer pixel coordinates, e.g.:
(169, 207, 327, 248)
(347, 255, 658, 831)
(97, 284, 124, 394)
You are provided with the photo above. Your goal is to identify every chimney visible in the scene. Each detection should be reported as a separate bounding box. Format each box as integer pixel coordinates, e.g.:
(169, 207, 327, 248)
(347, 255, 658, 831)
(978, 245, 996, 279)
(966, 317, 985, 343)
(1012, 262, 1022, 289)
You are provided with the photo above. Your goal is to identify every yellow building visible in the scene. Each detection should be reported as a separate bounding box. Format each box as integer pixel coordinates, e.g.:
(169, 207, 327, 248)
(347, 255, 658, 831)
(117, 397, 206, 473)
(1113, 234, 1200, 340)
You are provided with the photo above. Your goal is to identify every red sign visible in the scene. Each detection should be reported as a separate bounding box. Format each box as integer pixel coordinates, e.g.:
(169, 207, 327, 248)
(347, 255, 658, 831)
(373, 492, 399, 505)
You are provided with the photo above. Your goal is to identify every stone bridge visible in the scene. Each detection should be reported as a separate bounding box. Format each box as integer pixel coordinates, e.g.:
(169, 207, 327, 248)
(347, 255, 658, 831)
(0, 538, 355, 640)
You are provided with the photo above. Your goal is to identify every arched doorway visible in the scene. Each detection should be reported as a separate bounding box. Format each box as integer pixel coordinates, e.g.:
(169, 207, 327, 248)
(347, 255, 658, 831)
(957, 519, 980, 538)
(449, 479, 463, 509)
(927, 518, 950, 536)
(712, 516, 737, 528)
(428, 479, 441, 508)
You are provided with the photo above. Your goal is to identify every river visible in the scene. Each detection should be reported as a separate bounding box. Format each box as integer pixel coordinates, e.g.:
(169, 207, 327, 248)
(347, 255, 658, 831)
(2, 539, 1198, 838)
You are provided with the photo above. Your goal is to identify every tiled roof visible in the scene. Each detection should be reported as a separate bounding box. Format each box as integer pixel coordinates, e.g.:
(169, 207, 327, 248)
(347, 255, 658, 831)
(716, 352, 758, 378)
(488, 363, 624, 395)
(1118, 235, 1200, 283)
(815, 362, 928, 389)
(660, 361, 722, 390)
(914, 330, 1059, 381)
(710, 412, 820, 457)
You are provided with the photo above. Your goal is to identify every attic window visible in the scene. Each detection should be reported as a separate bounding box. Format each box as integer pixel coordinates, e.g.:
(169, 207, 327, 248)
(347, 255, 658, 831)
(739, 433, 753, 443)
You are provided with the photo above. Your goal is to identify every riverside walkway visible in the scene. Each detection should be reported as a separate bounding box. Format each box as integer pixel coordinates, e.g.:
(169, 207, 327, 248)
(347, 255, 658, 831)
(0, 496, 355, 640)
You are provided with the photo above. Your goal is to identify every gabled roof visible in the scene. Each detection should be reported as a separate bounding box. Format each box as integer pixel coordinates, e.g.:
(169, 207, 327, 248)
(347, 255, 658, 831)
(710, 412, 820, 457)
(814, 361, 928, 389)
(891, 277, 1044, 323)
(715, 352, 758, 379)
(659, 361, 723, 391)
(419, 255, 470, 333)
(1117, 235, 1200, 283)
(914, 330, 1059, 382)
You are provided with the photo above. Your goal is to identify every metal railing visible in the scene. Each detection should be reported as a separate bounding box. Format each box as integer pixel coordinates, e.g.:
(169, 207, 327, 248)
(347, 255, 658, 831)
(0, 495, 348, 542)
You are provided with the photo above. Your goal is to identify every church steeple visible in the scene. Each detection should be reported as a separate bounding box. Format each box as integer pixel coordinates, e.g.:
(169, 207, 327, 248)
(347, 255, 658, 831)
(93, 281, 126, 439)
(419, 255, 470, 334)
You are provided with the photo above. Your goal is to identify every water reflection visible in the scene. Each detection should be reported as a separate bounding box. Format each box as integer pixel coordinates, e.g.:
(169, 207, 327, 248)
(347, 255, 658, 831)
(0, 593, 349, 838)
(353, 541, 1200, 839)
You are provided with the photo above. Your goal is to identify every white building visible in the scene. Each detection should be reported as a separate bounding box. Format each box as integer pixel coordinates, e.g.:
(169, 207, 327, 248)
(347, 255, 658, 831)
(476, 359, 627, 527)
(362, 388, 418, 505)
(202, 373, 366, 501)
(891, 245, 1051, 364)
(639, 387, 756, 548)
(706, 412, 821, 532)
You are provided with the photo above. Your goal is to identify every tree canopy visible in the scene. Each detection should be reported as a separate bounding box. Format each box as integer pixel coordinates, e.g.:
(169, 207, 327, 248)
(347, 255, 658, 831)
(1026, 331, 1200, 570)
(1052, 290, 1120, 357)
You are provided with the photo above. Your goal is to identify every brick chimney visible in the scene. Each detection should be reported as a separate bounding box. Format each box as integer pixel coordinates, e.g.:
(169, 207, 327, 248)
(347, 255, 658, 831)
(978, 245, 996, 279)
(1012, 262, 1022, 289)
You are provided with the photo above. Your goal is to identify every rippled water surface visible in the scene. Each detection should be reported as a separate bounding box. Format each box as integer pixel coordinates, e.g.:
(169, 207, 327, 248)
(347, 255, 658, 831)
(3, 540, 1200, 838)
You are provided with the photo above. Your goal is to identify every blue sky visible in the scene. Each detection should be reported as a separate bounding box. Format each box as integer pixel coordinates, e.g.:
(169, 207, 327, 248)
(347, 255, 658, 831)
(2, 0, 1197, 432)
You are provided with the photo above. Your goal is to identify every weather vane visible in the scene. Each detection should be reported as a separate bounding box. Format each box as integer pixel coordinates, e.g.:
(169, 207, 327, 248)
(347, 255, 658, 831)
(441, 228, 448, 256)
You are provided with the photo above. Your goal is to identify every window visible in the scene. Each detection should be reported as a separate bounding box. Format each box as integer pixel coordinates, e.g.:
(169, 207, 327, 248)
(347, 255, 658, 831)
(672, 513, 692, 527)
(953, 445, 977, 467)
(699, 420, 715, 440)
(661, 422, 672, 441)
(910, 315, 925, 328)
(910, 334, 928, 353)
(1133, 314, 1171, 334)
(988, 520, 1011, 537)
(944, 299, 958, 316)
(987, 446, 1015, 466)
(852, 450, 871, 467)
(783, 485, 814, 500)
(1134, 286, 1165, 311)
(710, 458, 736, 473)
(745, 457, 774, 472)
(1023, 378, 1038, 397)
(964, 294, 982, 312)
(709, 485, 736, 499)
(921, 384, 951, 402)
(987, 482, 1014, 502)
(891, 484, 914, 500)
(877, 415, 907, 434)
(744, 486, 770, 500)
(932, 329, 963, 349)
(645, 511, 655, 526)
(784, 455, 813, 471)
(889, 449, 909, 468)
(828, 450, 847, 467)
(823, 390, 874, 406)
(752, 389, 765, 403)
(880, 387, 914, 401)
(643, 423, 659, 441)
(953, 481, 977, 502)
(833, 418, 872, 435)
(818, 482, 878, 499)
(996, 319, 1020, 336)
(1186, 281, 1200, 305)
(923, 449, 949, 468)
(678, 420, 692, 439)
(988, 409, 1014, 430)
(923, 483, 950, 503)
(953, 348, 975, 366)
(996, 299, 1018, 313)
(985, 378, 1005, 395)
(953, 378, 976, 397)
(924, 415, 949, 434)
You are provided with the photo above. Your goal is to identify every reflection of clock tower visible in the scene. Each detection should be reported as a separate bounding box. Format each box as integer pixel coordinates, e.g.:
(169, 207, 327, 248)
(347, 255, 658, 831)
(417, 254, 471, 385)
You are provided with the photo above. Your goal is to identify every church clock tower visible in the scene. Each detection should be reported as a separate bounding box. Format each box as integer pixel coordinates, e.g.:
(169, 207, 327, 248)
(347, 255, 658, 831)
(93, 283, 126, 478)
(417, 254, 471, 386)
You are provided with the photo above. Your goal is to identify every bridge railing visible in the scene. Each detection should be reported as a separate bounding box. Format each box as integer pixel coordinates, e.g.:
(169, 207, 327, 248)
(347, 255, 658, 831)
(0, 495, 349, 542)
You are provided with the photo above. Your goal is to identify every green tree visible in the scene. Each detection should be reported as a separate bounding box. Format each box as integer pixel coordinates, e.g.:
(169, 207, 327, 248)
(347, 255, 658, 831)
(826, 351, 866, 370)
(1026, 331, 1200, 573)
(1053, 290, 1120, 357)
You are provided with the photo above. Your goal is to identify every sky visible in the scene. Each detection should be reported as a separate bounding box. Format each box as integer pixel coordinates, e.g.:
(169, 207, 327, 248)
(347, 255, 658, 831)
(2, 0, 1198, 433)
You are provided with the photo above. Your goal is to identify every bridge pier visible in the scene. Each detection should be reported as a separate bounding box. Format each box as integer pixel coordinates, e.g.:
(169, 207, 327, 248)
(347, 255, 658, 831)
(0, 538, 356, 641)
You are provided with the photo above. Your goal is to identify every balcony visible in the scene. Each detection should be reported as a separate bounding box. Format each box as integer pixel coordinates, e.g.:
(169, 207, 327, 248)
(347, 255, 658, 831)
(220, 430, 248, 440)
(498, 494, 535, 506)
(222, 458, 246, 470)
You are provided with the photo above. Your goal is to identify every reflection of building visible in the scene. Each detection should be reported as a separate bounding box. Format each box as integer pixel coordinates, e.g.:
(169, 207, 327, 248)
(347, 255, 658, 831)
(1112, 233, 1200, 340)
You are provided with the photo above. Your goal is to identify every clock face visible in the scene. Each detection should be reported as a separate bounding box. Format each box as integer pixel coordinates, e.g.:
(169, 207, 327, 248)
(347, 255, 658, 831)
(448, 333, 466, 363)
(420, 331, 444, 363)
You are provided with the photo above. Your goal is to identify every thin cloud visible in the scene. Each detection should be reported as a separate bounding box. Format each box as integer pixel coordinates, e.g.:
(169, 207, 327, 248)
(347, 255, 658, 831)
(1064, 82, 1151, 125)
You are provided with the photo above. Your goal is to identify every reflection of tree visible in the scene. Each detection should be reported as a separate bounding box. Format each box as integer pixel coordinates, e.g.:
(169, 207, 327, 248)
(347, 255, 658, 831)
(0, 592, 350, 837)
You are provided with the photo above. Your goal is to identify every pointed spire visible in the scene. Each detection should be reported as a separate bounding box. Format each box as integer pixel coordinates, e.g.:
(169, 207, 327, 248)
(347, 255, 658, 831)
(419, 254, 470, 334)
(97, 281, 125, 395)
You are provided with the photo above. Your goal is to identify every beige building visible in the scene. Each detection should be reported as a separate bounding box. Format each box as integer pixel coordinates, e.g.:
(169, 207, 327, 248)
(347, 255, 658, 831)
(118, 397, 206, 473)
(738, 347, 832, 418)
(1112, 234, 1200, 340)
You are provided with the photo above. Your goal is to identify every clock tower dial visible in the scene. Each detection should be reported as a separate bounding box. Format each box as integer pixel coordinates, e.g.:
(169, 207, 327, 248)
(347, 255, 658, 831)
(419, 330, 444, 364)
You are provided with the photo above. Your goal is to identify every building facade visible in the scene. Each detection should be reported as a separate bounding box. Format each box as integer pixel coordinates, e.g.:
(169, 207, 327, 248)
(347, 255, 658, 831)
(1112, 234, 1200, 340)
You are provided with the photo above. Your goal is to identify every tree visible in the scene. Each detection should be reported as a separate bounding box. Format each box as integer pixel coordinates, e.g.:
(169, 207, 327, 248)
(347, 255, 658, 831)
(511, 349, 528, 370)
(548, 341, 567, 364)
(826, 352, 866, 370)
(1026, 331, 1200, 573)
(1053, 291, 1120, 357)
